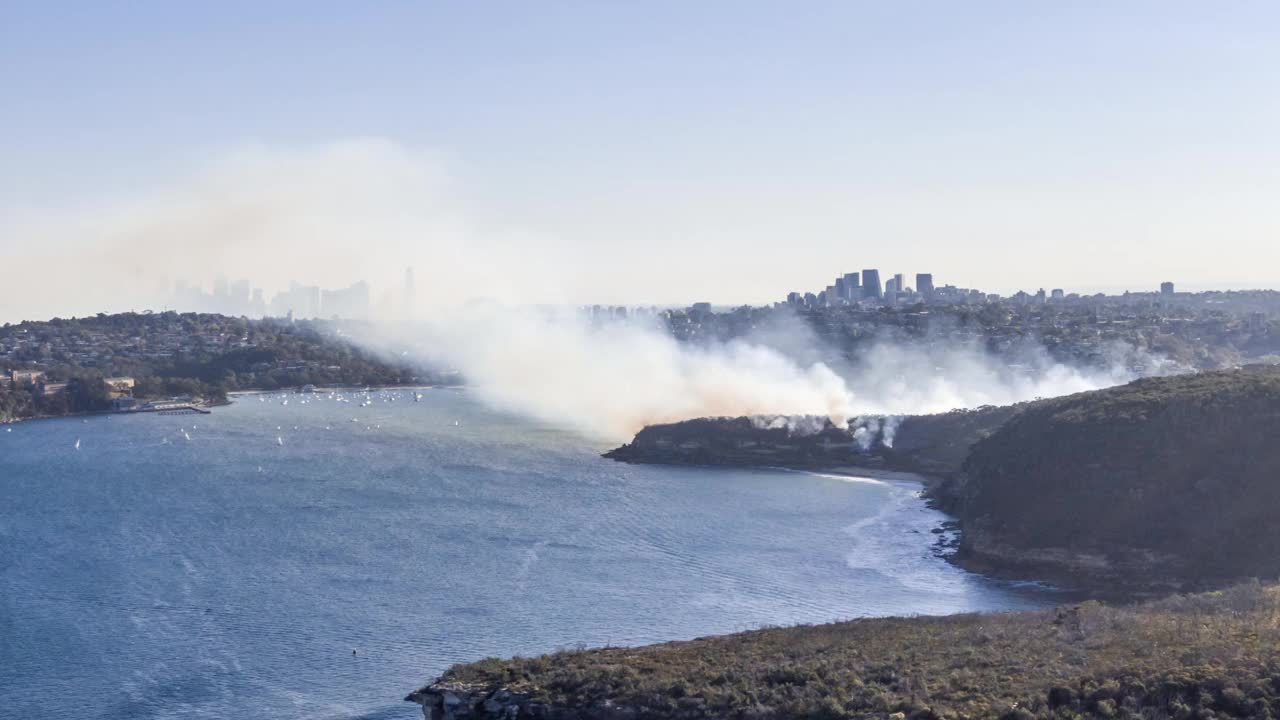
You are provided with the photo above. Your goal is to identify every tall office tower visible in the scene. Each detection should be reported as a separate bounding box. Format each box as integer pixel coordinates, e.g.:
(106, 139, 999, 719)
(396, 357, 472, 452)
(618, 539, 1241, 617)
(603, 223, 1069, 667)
(916, 273, 934, 298)
(883, 277, 898, 295)
(861, 269, 882, 298)
(893, 274, 905, 294)
(1161, 281, 1175, 295)
(842, 272, 860, 301)
(834, 277, 847, 303)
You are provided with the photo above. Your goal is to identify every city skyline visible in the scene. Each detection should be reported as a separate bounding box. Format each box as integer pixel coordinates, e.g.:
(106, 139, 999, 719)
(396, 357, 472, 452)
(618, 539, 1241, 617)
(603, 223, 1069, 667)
(3, 3, 1280, 323)
(148, 266, 1193, 323)
(0, 255, 1251, 325)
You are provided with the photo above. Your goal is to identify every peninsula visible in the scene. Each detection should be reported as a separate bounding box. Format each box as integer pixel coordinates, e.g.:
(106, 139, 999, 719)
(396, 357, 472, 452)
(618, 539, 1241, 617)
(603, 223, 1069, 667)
(407, 367, 1280, 719)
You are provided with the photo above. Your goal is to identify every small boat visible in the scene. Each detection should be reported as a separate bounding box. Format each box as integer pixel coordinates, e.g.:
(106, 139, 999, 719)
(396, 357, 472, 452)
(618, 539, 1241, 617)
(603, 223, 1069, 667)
(277, 436, 284, 446)
(74, 438, 81, 450)
(183, 431, 192, 441)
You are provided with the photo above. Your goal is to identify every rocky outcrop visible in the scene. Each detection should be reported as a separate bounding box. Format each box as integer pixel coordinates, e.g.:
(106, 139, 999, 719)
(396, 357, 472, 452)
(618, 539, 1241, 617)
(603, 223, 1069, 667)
(406, 682, 648, 720)
(406, 684, 543, 720)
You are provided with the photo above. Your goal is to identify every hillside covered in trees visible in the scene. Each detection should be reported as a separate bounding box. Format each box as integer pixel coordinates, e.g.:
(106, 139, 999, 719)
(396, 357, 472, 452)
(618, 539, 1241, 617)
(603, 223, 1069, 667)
(0, 312, 427, 422)
(941, 365, 1280, 590)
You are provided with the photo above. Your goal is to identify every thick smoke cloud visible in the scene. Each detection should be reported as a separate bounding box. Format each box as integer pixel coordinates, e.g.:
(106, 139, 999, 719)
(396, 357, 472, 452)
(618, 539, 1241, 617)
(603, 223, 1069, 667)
(378, 307, 859, 441)
(362, 307, 1167, 442)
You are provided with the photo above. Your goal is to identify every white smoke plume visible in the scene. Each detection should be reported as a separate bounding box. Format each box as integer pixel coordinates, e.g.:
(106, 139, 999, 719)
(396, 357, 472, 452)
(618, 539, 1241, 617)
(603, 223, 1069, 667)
(378, 306, 861, 441)
(358, 307, 1168, 443)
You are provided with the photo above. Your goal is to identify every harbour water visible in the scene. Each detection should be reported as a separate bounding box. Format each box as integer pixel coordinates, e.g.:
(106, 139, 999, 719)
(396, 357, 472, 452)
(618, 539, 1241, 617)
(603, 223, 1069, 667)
(0, 389, 1057, 719)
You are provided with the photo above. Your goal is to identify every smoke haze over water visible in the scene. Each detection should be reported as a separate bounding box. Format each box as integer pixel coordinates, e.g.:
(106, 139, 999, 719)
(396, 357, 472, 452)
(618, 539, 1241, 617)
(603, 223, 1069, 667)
(361, 307, 1164, 442)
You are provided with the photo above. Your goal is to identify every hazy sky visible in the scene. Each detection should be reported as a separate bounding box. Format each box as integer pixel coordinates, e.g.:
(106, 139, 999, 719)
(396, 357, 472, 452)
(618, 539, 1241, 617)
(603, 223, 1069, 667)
(2, 2, 1278, 321)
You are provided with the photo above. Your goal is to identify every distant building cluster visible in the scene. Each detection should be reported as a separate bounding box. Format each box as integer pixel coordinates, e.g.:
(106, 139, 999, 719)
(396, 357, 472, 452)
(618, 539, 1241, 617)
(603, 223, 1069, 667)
(785, 269, 985, 309)
(168, 268, 423, 320)
(784, 270, 1183, 310)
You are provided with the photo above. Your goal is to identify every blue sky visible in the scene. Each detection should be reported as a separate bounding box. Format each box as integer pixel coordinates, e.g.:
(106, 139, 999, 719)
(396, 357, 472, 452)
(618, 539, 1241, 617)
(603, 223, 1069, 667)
(2, 2, 1278, 316)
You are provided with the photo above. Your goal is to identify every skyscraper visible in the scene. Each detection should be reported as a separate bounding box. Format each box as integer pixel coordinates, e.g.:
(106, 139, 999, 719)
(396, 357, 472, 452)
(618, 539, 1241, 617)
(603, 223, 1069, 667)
(842, 272, 861, 301)
(893, 273, 905, 294)
(861, 269, 882, 299)
(1161, 281, 1175, 295)
(916, 273, 934, 299)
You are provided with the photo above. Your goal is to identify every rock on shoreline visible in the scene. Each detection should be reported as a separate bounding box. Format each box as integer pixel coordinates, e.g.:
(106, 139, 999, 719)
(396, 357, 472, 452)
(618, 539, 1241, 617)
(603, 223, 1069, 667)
(405, 685, 568, 720)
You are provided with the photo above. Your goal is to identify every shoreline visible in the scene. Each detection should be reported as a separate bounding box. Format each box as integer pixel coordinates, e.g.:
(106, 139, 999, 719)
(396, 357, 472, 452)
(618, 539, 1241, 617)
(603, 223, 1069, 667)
(604, 454, 1111, 597)
(227, 383, 462, 397)
(0, 400, 219, 427)
(619, 455, 1202, 601)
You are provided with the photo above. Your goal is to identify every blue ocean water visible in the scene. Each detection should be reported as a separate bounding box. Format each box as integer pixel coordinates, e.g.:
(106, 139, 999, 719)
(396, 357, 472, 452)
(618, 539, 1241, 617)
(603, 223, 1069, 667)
(0, 389, 1056, 720)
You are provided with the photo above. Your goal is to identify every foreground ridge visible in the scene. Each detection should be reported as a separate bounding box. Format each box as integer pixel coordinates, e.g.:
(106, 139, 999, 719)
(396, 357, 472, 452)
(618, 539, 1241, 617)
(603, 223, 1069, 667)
(409, 582, 1280, 719)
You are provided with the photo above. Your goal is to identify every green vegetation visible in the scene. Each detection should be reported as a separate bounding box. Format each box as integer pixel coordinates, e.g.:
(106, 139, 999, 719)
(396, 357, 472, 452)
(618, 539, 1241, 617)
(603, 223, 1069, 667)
(605, 404, 1022, 477)
(946, 366, 1280, 588)
(0, 311, 423, 422)
(419, 582, 1280, 719)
